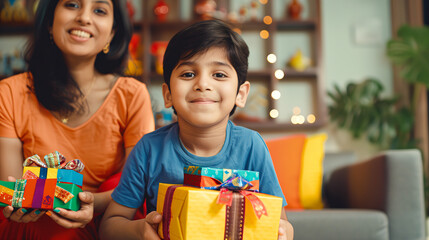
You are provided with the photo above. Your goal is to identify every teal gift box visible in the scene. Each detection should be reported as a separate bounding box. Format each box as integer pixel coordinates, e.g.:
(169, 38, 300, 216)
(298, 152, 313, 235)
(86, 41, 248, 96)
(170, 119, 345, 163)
(183, 166, 260, 191)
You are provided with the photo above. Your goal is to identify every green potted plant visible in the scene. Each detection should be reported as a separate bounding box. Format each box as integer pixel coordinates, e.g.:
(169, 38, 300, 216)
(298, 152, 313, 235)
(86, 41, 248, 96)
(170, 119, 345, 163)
(386, 25, 429, 113)
(327, 78, 415, 150)
(386, 24, 429, 217)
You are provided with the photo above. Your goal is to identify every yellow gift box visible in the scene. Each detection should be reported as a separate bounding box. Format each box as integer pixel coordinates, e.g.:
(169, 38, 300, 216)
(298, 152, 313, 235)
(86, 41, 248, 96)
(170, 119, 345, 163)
(157, 183, 282, 240)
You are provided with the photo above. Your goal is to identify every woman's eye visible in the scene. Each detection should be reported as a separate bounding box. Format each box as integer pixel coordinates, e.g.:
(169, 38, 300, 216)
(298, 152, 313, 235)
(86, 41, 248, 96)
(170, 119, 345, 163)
(94, 8, 107, 15)
(181, 72, 195, 78)
(65, 2, 79, 8)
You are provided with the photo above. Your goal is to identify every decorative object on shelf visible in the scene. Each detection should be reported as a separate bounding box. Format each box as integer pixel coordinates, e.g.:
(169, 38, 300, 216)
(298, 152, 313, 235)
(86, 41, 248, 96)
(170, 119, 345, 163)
(33, 0, 40, 14)
(249, 1, 260, 21)
(287, 49, 311, 72)
(125, 34, 143, 76)
(194, 0, 217, 20)
(238, 5, 248, 23)
(126, 0, 135, 21)
(1, 0, 29, 23)
(153, 0, 169, 22)
(287, 0, 302, 20)
(150, 41, 168, 75)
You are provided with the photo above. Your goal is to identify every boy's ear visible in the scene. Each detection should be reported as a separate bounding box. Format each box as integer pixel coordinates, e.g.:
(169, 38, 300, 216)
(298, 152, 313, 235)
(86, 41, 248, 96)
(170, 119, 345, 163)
(235, 81, 250, 108)
(162, 83, 173, 108)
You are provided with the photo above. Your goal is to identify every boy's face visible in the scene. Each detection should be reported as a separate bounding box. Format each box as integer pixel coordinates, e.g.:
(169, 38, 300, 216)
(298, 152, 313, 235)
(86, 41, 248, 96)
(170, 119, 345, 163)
(162, 47, 249, 128)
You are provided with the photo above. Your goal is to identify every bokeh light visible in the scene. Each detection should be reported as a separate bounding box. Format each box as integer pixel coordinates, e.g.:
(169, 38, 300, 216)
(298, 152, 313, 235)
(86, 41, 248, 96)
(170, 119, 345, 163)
(267, 53, 277, 63)
(271, 90, 281, 100)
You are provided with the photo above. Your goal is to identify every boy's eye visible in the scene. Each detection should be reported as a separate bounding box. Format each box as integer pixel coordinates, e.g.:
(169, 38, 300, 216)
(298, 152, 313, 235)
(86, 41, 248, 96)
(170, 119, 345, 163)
(181, 72, 195, 78)
(213, 73, 227, 78)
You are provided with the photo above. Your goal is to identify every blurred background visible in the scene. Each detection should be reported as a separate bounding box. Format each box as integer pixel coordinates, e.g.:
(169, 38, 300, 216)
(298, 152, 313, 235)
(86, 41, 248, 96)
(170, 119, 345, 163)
(0, 0, 428, 165)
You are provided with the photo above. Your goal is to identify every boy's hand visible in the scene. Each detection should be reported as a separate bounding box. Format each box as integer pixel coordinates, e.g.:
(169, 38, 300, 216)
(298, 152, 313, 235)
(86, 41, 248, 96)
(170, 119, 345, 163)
(139, 211, 162, 240)
(278, 218, 288, 240)
(46, 191, 94, 228)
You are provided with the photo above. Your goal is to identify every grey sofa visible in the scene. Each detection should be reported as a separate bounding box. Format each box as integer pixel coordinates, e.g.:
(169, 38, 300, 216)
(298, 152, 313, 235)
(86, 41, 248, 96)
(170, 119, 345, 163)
(286, 149, 426, 240)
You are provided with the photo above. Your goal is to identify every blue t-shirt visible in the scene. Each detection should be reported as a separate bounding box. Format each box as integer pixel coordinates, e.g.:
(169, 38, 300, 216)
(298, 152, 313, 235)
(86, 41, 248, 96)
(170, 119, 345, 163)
(112, 120, 287, 213)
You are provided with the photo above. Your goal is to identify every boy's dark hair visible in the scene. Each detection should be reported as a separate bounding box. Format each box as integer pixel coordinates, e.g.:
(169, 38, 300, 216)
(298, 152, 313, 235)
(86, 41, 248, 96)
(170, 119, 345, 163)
(25, 0, 132, 116)
(163, 19, 249, 116)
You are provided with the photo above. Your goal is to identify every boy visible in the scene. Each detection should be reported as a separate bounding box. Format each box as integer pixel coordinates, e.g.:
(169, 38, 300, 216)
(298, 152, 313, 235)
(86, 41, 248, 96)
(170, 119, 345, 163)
(100, 20, 294, 240)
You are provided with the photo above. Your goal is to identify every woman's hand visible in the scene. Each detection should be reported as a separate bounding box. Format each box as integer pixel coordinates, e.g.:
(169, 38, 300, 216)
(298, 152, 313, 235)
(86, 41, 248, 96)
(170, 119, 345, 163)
(46, 191, 94, 228)
(3, 206, 46, 223)
(2, 176, 47, 223)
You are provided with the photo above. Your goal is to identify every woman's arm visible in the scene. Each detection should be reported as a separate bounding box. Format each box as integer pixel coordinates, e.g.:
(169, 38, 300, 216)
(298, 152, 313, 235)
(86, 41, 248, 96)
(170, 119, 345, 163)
(0, 137, 47, 223)
(0, 137, 23, 180)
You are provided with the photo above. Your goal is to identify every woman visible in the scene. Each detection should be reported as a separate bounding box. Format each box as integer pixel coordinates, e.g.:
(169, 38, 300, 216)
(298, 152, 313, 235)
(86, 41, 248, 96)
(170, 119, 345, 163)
(0, 0, 154, 239)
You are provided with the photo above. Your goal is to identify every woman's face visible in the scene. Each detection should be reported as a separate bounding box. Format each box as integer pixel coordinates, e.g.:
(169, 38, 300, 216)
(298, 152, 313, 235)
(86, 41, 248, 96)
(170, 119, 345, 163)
(51, 0, 115, 60)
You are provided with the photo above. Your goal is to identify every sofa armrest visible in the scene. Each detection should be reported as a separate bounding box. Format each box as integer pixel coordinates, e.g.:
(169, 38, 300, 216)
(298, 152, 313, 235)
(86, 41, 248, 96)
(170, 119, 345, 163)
(325, 149, 425, 240)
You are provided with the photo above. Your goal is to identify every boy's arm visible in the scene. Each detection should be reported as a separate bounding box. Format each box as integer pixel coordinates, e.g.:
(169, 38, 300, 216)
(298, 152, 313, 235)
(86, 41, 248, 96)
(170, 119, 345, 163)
(278, 208, 294, 240)
(100, 200, 162, 240)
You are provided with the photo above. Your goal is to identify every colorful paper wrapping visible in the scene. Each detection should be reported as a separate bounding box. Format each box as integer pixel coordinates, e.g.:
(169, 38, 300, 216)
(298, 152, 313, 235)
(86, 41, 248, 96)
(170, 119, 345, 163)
(0, 152, 84, 211)
(183, 166, 260, 191)
(0, 180, 82, 211)
(157, 183, 282, 240)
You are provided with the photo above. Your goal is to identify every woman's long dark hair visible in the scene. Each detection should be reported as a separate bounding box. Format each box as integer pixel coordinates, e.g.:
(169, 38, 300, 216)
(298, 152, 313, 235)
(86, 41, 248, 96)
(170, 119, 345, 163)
(25, 0, 132, 116)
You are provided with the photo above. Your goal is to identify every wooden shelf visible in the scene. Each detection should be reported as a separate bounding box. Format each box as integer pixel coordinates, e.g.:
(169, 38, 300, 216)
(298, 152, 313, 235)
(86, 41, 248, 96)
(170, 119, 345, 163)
(0, 23, 33, 35)
(0, 0, 325, 131)
(233, 119, 326, 132)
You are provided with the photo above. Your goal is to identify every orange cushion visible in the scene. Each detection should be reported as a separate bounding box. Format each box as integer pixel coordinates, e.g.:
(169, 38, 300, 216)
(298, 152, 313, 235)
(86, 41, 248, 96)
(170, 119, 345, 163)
(265, 134, 307, 209)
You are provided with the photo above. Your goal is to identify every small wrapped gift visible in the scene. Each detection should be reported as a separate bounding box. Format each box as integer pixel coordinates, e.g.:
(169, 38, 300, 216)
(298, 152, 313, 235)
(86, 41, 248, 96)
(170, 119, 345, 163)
(158, 166, 282, 240)
(0, 152, 84, 211)
(183, 166, 259, 191)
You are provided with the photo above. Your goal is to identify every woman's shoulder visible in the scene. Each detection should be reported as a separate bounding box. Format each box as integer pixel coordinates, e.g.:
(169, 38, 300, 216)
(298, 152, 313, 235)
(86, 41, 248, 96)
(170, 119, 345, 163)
(0, 72, 31, 86)
(0, 73, 32, 94)
(115, 76, 148, 92)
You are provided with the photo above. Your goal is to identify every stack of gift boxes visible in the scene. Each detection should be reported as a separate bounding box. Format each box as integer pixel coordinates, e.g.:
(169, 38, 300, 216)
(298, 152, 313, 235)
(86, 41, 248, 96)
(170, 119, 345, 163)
(157, 166, 283, 240)
(0, 151, 84, 211)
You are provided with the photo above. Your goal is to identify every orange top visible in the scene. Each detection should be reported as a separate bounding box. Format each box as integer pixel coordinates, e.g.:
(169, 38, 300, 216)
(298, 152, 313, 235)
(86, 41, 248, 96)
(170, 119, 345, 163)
(0, 73, 155, 192)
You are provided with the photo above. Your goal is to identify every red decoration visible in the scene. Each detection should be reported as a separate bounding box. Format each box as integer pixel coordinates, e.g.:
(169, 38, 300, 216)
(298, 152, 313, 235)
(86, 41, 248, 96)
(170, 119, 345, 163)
(195, 0, 217, 20)
(287, 0, 302, 20)
(154, 0, 169, 22)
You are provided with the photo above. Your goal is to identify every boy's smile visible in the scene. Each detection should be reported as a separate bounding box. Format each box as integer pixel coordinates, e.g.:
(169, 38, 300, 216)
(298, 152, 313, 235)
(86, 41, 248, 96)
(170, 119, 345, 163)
(163, 46, 249, 129)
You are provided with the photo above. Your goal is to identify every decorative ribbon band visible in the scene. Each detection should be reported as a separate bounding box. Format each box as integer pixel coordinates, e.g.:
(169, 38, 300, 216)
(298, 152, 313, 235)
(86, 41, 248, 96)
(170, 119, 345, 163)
(44, 151, 66, 168)
(162, 185, 180, 240)
(23, 152, 85, 173)
(224, 192, 246, 240)
(12, 179, 26, 208)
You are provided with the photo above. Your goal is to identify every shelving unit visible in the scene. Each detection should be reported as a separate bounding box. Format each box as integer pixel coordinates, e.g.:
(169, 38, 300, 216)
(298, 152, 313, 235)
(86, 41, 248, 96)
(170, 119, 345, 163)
(0, 0, 326, 131)
(137, 0, 326, 131)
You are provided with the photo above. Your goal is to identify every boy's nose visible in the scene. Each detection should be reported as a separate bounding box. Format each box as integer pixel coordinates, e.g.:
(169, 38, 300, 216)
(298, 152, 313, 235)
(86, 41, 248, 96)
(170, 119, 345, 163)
(194, 76, 213, 92)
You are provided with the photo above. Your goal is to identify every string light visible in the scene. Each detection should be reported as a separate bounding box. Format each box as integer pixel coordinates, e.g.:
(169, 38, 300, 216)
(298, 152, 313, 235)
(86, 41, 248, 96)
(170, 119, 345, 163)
(293, 107, 301, 115)
(269, 109, 279, 119)
(259, 30, 269, 39)
(267, 53, 277, 63)
(263, 16, 272, 25)
(307, 114, 316, 123)
(259, 0, 268, 4)
(271, 90, 281, 100)
(274, 69, 284, 79)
